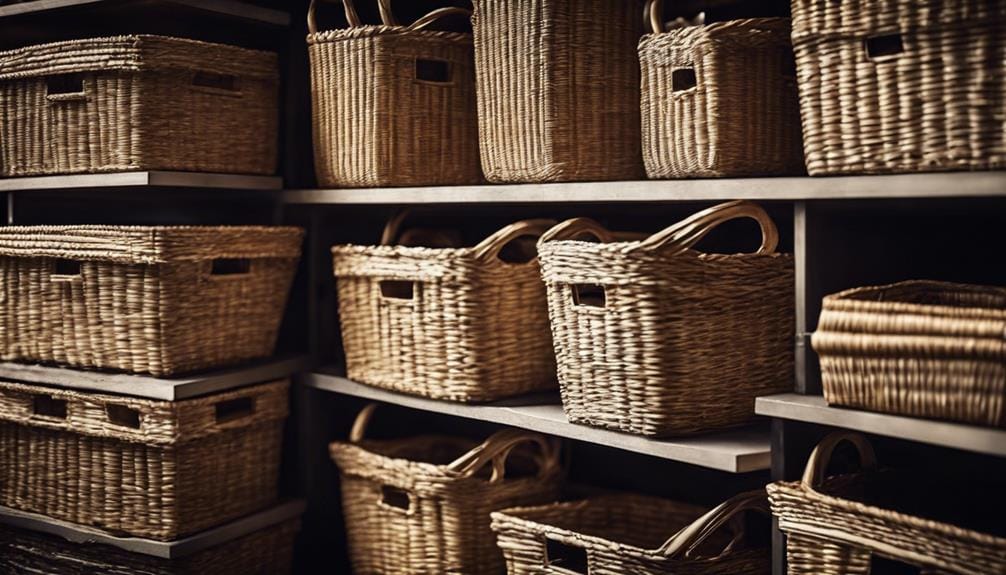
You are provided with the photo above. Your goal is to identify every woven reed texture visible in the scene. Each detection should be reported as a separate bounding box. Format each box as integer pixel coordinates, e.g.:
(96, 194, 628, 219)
(330, 405, 565, 575)
(639, 12, 804, 178)
(813, 281, 1006, 428)
(790, 0, 1006, 175)
(332, 217, 556, 402)
(538, 201, 793, 437)
(472, 0, 645, 182)
(0, 35, 278, 177)
(0, 379, 289, 541)
(0, 225, 302, 376)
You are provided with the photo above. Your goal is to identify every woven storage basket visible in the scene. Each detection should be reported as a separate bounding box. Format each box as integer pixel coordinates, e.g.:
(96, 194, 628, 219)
(332, 215, 557, 402)
(768, 432, 1006, 574)
(307, 0, 481, 187)
(472, 0, 645, 182)
(0, 35, 278, 177)
(0, 379, 288, 541)
(491, 489, 771, 575)
(537, 201, 793, 437)
(813, 280, 1006, 428)
(0, 225, 302, 376)
(330, 404, 565, 575)
(639, 6, 803, 178)
(791, 0, 1006, 175)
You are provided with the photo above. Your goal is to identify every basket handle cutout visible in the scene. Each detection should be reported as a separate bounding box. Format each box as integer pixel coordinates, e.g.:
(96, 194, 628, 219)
(672, 68, 697, 92)
(544, 538, 589, 574)
(379, 485, 412, 512)
(32, 394, 68, 420)
(865, 33, 904, 61)
(659, 489, 769, 559)
(308, 0, 362, 33)
(571, 284, 606, 308)
(215, 396, 256, 424)
(448, 428, 560, 483)
(51, 259, 82, 282)
(870, 556, 924, 574)
(379, 279, 415, 300)
(473, 219, 557, 263)
(415, 58, 453, 84)
(191, 71, 241, 95)
(801, 432, 878, 490)
(106, 404, 141, 429)
(630, 200, 779, 255)
(46, 73, 87, 102)
(211, 258, 251, 276)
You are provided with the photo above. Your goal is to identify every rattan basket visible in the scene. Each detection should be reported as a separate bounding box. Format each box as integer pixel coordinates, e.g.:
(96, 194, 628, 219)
(307, 0, 481, 187)
(0, 225, 302, 376)
(332, 215, 556, 402)
(330, 404, 565, 575)
(791, 0, 1006, 175)
(813, 280, 1006, 428)
(472, 0, 645, 183)
(537, 201, 793, 437)
(0, 35, 278, 177)
(0, 379, 289, 541)
(639, 6, 803, 178)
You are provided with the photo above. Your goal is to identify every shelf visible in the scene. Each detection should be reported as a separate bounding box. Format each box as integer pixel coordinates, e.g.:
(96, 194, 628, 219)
(0, 171, 283, 192)
(0, 500, 305, 559)
(0, 0, 289, 25)
(302, 370, 771, 473)
(756, 393, 1006, 458)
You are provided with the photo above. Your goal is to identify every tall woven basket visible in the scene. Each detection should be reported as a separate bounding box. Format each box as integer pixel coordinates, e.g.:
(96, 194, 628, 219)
(0, 379, 289, 541)
(639, 5, 803, 178)
(332, 215, 556, 402)
(0, 226, 302, 376)
(330, 404, 564, 575)
(538, 201, 794, 437)
(0, 35, 278, 177)
(472, 0, 645, 183)
(791, 0, 1006, 175)
(813, 280, 1006, 427)
(307, 0, 481, 187)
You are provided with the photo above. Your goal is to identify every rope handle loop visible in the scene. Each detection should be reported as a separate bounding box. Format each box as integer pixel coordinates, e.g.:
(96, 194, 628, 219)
(536, 217, 617, 249)
(447, 428, 561, 483)
(659, 489, 769, 558)
(801, 431, 878, 490)
(473, 219, 557, 262)
(310, 0, 471, 34)
(308, 0, 361, 34)
(645, 0, 665, 34)
(629, 200, 779, 255)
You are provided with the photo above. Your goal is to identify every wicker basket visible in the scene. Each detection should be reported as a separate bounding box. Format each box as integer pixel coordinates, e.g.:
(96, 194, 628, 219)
(791, 0, 1006, 175)
(0, 225, 302, 376)
(0, 379, 288, 541)
(768, 432, 1006, 574)
(537, 201, 794, 437)
(472, 0, 645, 183)
(491, 489, 771, 574)
(307, 0, 481, 187)
(639, 6, 803, 178)
(813, 280, 1006, 428)
(330, 404, 565, 575)
(0, 35, 278, 177)
(332, 215, 557, 402)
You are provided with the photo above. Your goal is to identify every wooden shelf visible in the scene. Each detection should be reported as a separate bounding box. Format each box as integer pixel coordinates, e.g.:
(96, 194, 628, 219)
(303, 370, 771, 473)
(0, 171, 283, 192)
(0, 0, 289, 25)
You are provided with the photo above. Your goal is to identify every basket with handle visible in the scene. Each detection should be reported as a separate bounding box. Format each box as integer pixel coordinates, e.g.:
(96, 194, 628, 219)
(330, 404, 565, 575)
(307, 0, 481, 187)
(537, 201, 794, 436)
(332, 215, 557, 402)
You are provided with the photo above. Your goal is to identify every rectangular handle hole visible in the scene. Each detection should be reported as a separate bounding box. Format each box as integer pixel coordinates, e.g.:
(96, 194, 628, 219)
(215, 397, 255, 423)
(106, 405, 141, 429)
(380, 280, 415, 300)
(211, 258, 251, 275)
(380, 486, 411, 511)
(870, 555, 922, 574)
(192, 71, 239, 91)
(33, 395, 68, 419)
(53, 259, 81, 276)
(46, 73, 85, 95)
(866, 33, 904, 60)
(415, 58, 452, 83)
(572, 284, 606, 308)
(672, 68, 697, 92)
(545, 539, 588, 574)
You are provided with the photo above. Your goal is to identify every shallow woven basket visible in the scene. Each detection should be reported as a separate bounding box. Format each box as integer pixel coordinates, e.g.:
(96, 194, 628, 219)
(307, 0, 481, 187)
(330, 404, 565, 575)
(537, 201, 794, 437)
(472, 0, 645, 182)
(0, 379, 288, 541)
(0, 35, 278, 177)
(332, 215, 557, 402)
(791, 0, 1006, 175)
(768, 432, 1006, 574)
(813, 280, 1006, 428)
(639, 6, 803, 178)
(0, 225, 302, 376)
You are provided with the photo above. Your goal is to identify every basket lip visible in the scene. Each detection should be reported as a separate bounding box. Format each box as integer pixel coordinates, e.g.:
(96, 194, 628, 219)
(639, 16, 791, 47)
(790, 6, 1002, 42)
(538, 238, 792, 260)
(307, 25, 471, 45)
(330, 243, 541, 269)
(821, 280, 1006, 319)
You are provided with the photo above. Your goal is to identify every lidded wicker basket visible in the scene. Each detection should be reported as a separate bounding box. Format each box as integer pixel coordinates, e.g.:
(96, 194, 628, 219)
(538, 201, 794, 437)
(307, 0, 481, 187)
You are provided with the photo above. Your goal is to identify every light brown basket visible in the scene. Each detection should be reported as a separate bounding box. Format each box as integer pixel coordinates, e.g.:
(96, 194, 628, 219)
(639, 6, 803, 178)
(332, 215, 557, 402)
(812, 280, 1006, 428)
(0, 225, 302, 376)
(491, 489, 771, 574)
(768, 432, 1006, 574)
(0, 35, 278, 177)
(472, 0, 645, 183)
(330, 404, 565, 575)
(538, 201, 794, 437)
(0, 379, 289, 541)
(307, 0, 481, 187)
(791, 0, 1006, 175)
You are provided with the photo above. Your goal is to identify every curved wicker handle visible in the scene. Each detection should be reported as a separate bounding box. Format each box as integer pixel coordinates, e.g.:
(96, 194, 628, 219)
(349, 403, 379, 442)
(308, 0, 361, 34)
(645, 0, 664, 34)
(629, 200, 779, 255)
(379, 210, 412, 245)
(659, 489, 769, 559)
(378, 0, 471, 31)
(801, 432, 879, 490)
(473, 219, 557, 262)
(447, 429, 561, 484)
(537, 217, 618, 249)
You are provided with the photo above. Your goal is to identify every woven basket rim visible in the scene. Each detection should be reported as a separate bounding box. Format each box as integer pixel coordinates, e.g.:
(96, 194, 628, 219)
(307, 25, 471, 44)
(641, 16, 791, 45)
(539, 239, 792, 259)
(330, 436, 485, 481)
(331, 243, 541, 266)
(822, 280, 1006, 319)
(791, 9, 999, 42)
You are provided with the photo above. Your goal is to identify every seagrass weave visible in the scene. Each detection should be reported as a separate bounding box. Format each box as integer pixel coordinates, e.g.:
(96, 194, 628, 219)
(472, 0, 645, 182)
(0, 379, 289, 541)
(791, 0, 1006, 175)
(0, 35, 278, 177)
(0, 225, 302, 376)
(813, 281, 1006, 427)
(330, 404, 565, 575)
